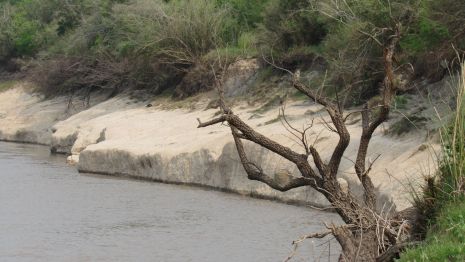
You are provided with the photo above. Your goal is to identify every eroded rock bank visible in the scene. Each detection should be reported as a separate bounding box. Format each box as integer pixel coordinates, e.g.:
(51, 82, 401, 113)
(0, 83, 109, 145)
(0, 82, 437, 210)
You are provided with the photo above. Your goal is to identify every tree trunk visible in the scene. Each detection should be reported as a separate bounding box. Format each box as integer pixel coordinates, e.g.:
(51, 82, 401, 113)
(336, 229, 379, 261)
(198, 20, 406, 262)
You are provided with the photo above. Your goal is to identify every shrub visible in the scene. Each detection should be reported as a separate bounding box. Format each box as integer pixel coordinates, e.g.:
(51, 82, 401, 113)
(397, 0, 465, 82)
(401, 17, 450, 54)
(0, 4, 15, 62)
(173, 63, 216, 98)
(10, 12, 43, 56)
(215, 0, 268, 43)
(314, 0, 424, 104)
(31, 53, 184, 98)
(112, 0, 230, 64)
(3, 0, 464, 99)
(258, 0, 327, 55)
(429, 0, 465, 50)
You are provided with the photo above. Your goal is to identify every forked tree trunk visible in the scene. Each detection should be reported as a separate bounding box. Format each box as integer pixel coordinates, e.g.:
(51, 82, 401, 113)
(198, 23, 410, 261)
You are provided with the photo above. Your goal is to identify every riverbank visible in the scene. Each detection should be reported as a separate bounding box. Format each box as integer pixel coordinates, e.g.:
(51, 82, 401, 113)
(0, 80, 438, 210)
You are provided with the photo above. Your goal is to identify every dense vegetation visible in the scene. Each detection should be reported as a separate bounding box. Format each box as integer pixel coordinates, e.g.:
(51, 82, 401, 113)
(0, 0, 463, 100)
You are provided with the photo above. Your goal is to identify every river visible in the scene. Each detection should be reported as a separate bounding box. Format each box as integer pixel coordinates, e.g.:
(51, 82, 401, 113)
(0, 142, 340, 261)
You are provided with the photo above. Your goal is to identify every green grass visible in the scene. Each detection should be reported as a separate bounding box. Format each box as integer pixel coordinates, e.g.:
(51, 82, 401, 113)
(0, 80, 17, 92)
(394, 95, 409, 110)
(399, 201, 465, 261)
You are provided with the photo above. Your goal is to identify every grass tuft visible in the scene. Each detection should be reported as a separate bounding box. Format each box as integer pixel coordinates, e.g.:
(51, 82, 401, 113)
(0, 80, 17, 93)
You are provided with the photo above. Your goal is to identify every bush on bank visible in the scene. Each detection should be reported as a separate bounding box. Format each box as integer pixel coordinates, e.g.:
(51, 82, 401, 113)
(0, 0, 463, 101)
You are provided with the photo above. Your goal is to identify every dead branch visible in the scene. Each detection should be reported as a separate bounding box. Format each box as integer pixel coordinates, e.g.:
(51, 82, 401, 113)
(283, 230, 333, 262)
(355, 25, 401, 209)
(231, 127, 317, 191)
(198, 3, 412, 259)
(197, 116, 227, 128)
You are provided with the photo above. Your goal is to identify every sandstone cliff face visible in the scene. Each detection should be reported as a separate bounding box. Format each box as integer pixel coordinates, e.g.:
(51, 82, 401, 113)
(50, 94, 331, 207)
(0, 62, 438, 209)
(0, 85, 66, 145)
(0, 83, 107, 145)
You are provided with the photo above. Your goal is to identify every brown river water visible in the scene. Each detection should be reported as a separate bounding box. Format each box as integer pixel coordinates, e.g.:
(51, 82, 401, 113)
(0, 142, 340, 262)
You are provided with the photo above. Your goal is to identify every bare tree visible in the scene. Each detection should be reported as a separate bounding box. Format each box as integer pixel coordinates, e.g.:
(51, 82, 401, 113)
(198, 2, 418, 261)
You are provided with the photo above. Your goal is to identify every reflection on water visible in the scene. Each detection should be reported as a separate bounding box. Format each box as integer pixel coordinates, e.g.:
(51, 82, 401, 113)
(0, 142, 340, 262)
